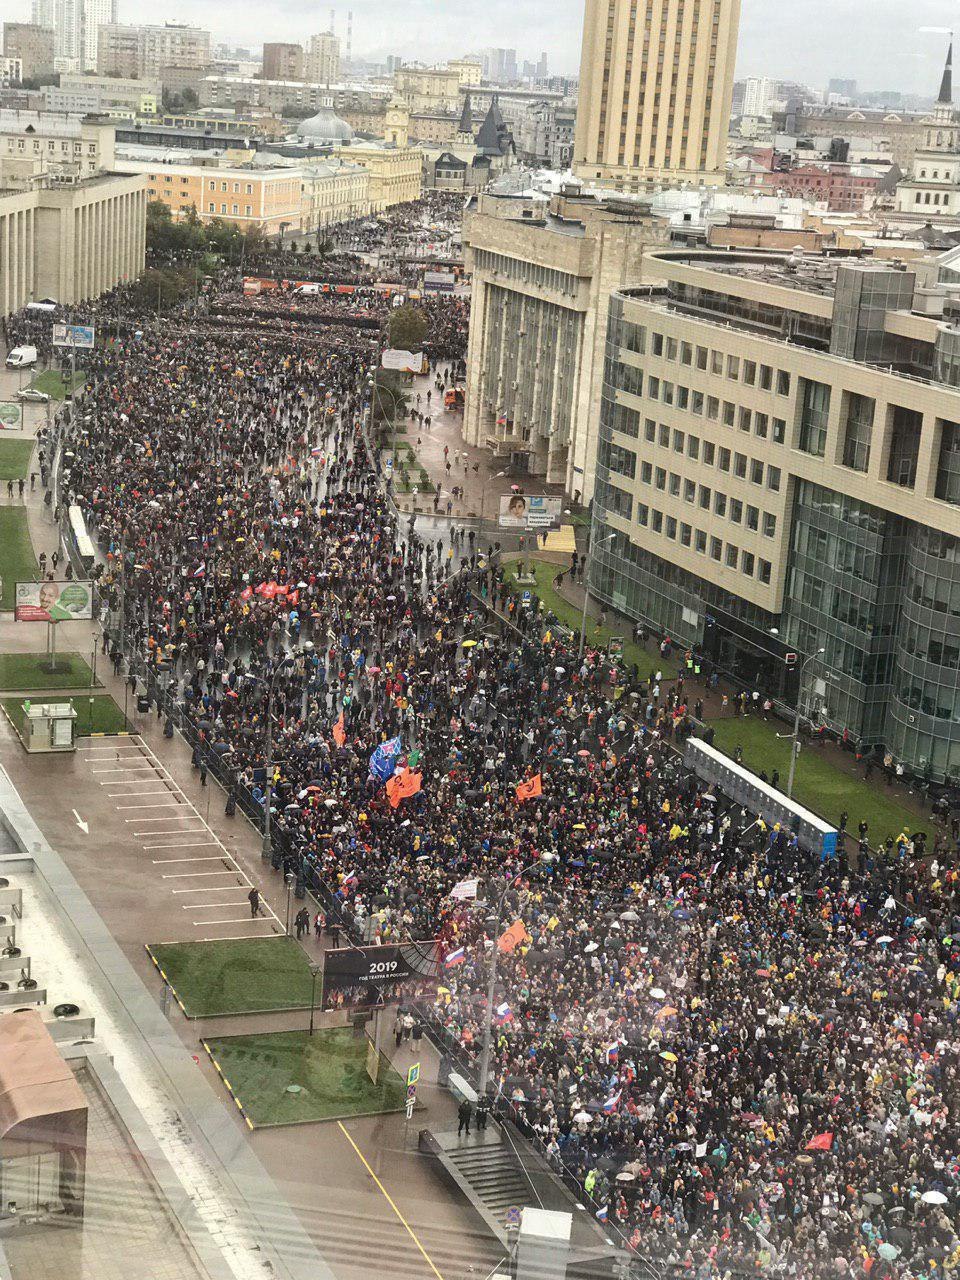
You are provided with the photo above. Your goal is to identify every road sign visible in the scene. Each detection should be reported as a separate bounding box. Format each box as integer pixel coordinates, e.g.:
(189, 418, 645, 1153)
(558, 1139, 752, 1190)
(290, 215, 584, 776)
(407, 1062, 420, 1088)
(405, 1096, 415, 1119)
(505, 1206, 521, 1229)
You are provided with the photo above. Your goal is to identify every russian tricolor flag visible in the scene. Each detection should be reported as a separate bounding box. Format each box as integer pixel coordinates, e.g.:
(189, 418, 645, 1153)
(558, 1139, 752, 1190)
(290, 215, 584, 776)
(495, 1001, 513, 1023)
(605, 1042, 619, 1064)
(444, 947, 465, 968)
(595, 1205, 608, 1222)
(603, 1090, 621, 1113)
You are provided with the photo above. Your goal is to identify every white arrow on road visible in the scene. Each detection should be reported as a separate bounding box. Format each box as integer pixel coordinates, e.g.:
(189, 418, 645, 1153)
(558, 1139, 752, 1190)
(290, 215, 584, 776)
(72, 809, 89, 835)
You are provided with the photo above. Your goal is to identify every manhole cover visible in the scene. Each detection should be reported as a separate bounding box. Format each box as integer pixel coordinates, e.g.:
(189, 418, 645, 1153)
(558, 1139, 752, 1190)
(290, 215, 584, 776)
(286, 1084, 302, 1094)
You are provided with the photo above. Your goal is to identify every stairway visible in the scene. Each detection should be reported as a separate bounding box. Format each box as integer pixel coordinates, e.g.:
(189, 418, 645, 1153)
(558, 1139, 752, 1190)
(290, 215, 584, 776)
(423, 1128, 530, 1243)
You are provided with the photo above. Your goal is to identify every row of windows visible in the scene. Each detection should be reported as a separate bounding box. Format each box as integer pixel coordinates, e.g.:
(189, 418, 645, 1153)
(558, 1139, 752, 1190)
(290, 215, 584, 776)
(634, 504, 773, 583)
(617, 322, 792, 395)
(630, 458, 779, 534)
(614, 363, 790, 445)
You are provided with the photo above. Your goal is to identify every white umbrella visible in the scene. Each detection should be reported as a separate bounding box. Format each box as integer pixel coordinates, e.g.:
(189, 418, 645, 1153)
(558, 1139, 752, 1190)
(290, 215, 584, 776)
(584, 941, 599, 954)
(650, 987, 666, 999)
(876, 935, 894, 944)
(877, 1243, 900, 1261)
(573, 1110, 591, 1124)
(921, 1190, 948, 1205)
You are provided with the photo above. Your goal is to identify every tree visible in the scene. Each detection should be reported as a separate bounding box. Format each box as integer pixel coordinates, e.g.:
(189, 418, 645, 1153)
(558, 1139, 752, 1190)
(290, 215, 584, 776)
(370, 369, 409, 427)
(389, 304, 428, 352)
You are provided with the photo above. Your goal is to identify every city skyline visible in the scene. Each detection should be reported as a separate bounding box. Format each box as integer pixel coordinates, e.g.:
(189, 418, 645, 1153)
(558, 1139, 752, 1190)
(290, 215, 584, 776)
(6, 0, 960, 89)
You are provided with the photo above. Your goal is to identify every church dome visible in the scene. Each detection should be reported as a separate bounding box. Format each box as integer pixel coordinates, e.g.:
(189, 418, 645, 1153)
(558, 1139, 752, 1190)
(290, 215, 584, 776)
(295, 108, 353, 143)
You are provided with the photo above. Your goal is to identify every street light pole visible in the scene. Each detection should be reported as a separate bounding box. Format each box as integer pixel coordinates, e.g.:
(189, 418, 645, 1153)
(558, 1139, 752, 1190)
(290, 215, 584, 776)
(262, 655, 294, 860)
(787, 646, 826, 799)
(578, 528, 616, 661)
(477, 853, 555, 1097)
(309, 963, 322, 1035)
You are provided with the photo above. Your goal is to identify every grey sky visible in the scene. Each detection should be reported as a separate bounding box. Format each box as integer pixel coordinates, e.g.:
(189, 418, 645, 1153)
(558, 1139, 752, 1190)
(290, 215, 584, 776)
(9, 0, 959, 91)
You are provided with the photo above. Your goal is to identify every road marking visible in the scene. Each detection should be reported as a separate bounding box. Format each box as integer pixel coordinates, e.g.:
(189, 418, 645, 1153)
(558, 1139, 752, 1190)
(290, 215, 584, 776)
(132, 827, 205, 836)
(336, 1122, 446, 1280)
(72, 809, 89, 834)
(143, 840, 220, 851)
(161, 870, 244, 879)
(105, 788, 173, 797)
(92, 765, 157, 774)
(193, 917, 262, 926)
(182, 901, 250, 909)
(151, 856, 230, 864)
(116, 801, 182, 810)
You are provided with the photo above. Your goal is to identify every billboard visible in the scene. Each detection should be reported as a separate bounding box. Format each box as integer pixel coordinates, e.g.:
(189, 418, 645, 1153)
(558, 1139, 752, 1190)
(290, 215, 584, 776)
(321, 940, 443, 1011)
(0, 403, 22, 431)
(498, 494, 563, 530)
(15, 580, 94, 622)
(381, 348, 428, 374)
(52, 323, 95, 350)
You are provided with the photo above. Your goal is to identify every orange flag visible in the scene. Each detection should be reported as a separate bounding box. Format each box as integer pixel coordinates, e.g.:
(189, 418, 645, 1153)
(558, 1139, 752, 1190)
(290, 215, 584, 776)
(497, 919, 531, 953)
(332, 711, 346, 747)
(386, 768, 422, 808)
(515, 773, 543, 803)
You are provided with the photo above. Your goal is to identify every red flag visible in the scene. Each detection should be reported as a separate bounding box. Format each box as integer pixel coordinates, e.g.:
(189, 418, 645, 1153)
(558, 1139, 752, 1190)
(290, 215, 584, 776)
(332, 711, 346, 747)
(497, 919, 530, 953)
(515, 773, 543, 803)
(386, 768, 422, 808)
(805, 1132, 834, 1151)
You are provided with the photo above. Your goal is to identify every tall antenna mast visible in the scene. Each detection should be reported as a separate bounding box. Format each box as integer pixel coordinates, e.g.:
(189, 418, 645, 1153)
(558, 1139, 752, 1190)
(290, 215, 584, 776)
(346, 10, 352, 66)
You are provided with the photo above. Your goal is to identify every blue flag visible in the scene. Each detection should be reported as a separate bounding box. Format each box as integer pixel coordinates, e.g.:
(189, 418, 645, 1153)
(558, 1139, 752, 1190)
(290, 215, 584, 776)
(369, 736, 402, 784)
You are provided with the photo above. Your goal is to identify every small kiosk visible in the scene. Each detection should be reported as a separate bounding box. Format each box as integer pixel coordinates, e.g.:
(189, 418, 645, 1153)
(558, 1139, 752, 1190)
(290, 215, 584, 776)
(19, 701, 78, 754)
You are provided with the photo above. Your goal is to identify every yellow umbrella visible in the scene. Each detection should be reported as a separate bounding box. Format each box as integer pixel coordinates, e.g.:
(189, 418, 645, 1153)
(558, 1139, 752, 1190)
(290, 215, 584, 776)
(462, 639, 479, 648)
(659, 1050, 678, 1062)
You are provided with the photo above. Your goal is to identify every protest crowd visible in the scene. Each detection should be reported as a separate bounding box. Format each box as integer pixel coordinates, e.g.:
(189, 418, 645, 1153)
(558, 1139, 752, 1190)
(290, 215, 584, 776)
(22, 199, 960, 1280)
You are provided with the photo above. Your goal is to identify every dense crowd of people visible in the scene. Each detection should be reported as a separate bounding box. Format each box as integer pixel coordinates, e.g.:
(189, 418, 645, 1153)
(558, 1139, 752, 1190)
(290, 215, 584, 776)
(25, 200, 960, 1280)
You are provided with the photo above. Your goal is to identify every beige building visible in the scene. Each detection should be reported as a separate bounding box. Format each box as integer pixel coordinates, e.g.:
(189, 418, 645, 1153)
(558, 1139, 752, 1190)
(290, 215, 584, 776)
(2, 23, 55, 81)
(262, 42, 304, 82)
(0, 111, 115, 181)
(448, 58, 482, 88)
(44, 74, 160, 117)
(588, 246, 960, 778)
(394, 66, 461, 115)
(300, 158, 370, 232)
(462, 189, 668, 499)
(0, 171, 146, 315)
(97, 23, 211, 80)
(573, 0, 740, 189)
(339, 141, 422, 210)
(199, 76, 332, 114)
(304, 32, 340, 87)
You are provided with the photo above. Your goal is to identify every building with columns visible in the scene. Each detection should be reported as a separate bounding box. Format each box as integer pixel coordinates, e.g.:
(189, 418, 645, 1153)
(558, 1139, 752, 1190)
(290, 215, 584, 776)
(0, 171, 146, 315)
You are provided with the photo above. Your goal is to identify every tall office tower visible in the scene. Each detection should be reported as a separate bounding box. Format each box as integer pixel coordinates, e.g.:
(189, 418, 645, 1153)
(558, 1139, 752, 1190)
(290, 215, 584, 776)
(32, 0, 116, 68)
(304, 31, 340, 85)
(573, 0, 741, 189)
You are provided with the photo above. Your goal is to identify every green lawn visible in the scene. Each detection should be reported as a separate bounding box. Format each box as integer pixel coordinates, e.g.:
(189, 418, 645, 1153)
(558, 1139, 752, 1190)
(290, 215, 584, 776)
(2, 693, 125, 739)
(146, 937, 315, 1017)
(706, 716, 916, 840)
(0, 508, 38, 610)
(0, 651, 97, 691)
(505, 558, 681, 678)
(29, 369, 85, 401)
(202, 1028, 406, 1126)
(0, 439, 34, 481)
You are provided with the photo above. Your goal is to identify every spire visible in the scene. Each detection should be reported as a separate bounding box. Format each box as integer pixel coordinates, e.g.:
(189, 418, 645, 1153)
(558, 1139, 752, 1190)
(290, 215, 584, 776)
(939, 40, 953, 106)
(457, 92, 473, 138)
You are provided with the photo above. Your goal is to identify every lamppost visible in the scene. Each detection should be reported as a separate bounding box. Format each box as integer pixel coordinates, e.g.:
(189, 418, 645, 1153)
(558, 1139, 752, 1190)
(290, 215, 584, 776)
(578, 527, 617, 660)
(260, 653, 296, 860)
(477, 851, 556, 1097)
(786, 646, 826, 799)
(284, 870, 295, 935)
(308, 962, 322, 1035)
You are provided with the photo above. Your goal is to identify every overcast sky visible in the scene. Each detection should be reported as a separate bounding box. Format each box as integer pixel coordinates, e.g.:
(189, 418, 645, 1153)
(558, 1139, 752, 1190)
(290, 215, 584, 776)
(9, 0, 959, 92)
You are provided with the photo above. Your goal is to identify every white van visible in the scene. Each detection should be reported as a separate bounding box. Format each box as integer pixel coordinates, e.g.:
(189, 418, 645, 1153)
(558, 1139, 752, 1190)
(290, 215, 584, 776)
(5, 345, 38, 369)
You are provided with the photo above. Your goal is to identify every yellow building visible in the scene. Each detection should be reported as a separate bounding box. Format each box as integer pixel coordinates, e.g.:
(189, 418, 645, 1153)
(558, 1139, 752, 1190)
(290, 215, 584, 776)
(383, 97, 410, 147)
(448, 58, 482, 88)
(115, 156, 303, 235)
(339, 142, 423, 210)
(394, 66, 461, 114)
(573, 0, 740, 189)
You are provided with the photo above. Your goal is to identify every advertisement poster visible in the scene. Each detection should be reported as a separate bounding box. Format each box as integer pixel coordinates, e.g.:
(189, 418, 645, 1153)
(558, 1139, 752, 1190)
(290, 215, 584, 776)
(52, 323, 95, 350)
(15, 580, 93, 622)
(498, 494, 563, 530)
(321, 941, 443, 1011)
(0, 403, 22, 430)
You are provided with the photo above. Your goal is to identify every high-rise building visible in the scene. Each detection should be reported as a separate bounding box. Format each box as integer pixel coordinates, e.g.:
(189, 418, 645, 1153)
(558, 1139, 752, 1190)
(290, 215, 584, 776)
(97, 22, 210, 80)
(32, 0, 117, 70)
(481, 48, 518, 83)
(741, 75, 775, 118)
(304, 32, 340, 86)
(262, 42, 304, 82)
(2, 23, 56, 80)
(828, 77, 857, 99)
(572, 0, 741, 189)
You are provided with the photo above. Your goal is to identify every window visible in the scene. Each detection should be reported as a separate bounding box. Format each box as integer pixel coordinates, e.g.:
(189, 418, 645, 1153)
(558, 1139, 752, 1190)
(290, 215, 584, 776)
(691, 390, 704, 416)
(662, 382, 674, 405)
(232, 204, 239, 214)
(246, 183, 253, 194)
(687, 435, 700, 460)
(233, 182, 240, 193)
(209, 180, 215, 190)
(742, 551, 755, 576)
(699, 485, 711, 509)
(759, 365, 773, 391)
(746, 505, 759, 531)
(759, 559, 772, 584)
(696, 345, 708, 370)
(703, 442, 715, 466)
(648, 376, 660, 400)
(658, 423, 669, 446)
(777, 370, 790, 396)
(710, 536, 722, 561)
(714, 491, 727, 517)
(644, 419, 656, 442)
(707, 396, 719, 420)
(220, 181, 227, 192)
(738, 407, 752, 433)
(723, 402, 735, 428)
(655, 467, 666, 490)
(672, 430, 684, 453)
(677, 386, 689, 409)
(208, 201, 215, 212)
(666, 516, 677, 540)
(751, 459, 764, 484)
(711, 350, 723, 375)
(725, 543, 739, 567)
(683, 478, 696, 502)
(651, 509, 663, 533)
(680, 341, 692, 365)
(734, 453, 747, 479)
(221, 203, 227, 213)
(730, 498, 743, 523)
(726, 355, 740, 379)
(245, 205, 252, 215)
(695, 530, 707, 553)
(680, 523, 692, 547)
(754, 412, 768, 439)
(666, 337, 678, 360)
(767, 466, 781, 491)
(652, 332, 664, 356)
(798, 378, 831, 457)
(742, 360, 756, 386)
(637, 503, 649, 526)
(718, 448, 731, 472)
(762, 512, 776, 537)
(669, 473, 681, 496)
(772, 418, 786, 444)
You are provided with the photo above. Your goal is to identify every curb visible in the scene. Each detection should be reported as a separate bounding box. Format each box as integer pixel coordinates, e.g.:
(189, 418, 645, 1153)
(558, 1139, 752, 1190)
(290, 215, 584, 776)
(201, 1038, 255, 1131)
